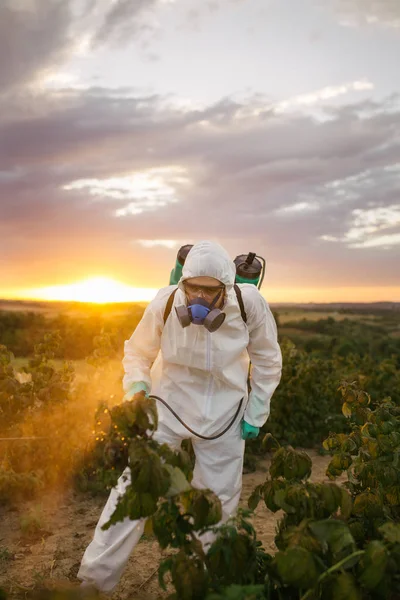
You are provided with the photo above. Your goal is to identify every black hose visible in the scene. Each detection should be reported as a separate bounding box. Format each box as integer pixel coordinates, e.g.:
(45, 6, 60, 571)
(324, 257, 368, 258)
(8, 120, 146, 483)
(149, 395, 243, 440)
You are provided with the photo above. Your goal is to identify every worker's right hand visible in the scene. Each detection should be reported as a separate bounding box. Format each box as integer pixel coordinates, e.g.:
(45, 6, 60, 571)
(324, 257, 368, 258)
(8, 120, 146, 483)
(123, 381, 149, 402)
(241, 420, 260, 440)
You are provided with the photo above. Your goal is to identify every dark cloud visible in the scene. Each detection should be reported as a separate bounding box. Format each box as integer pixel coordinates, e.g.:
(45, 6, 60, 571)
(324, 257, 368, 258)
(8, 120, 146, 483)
(1, 81, 400, 291)
(0, 0, 72, 89)
(0, 0, 164, 91)
(92, 0, 159, 47)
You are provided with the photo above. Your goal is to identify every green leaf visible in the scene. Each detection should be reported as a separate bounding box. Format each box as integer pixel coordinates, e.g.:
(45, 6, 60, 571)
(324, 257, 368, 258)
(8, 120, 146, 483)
(248, 484, 263, 511)
(358, 541, 388, 590)
(171, 552, 209, 600)
(323, 436, 338, 452)
(348, 521, 365, 545)
(158, 443, 194, 481)
(385, 485, 400, 507)
(269, 446, 286, 479)
(326, 453, 351, 479)
(269, 447, 312, 481)
(194, 494, 209, 528)
(340, 488, 353, 519)
(377, 434, 393, 453)
(352, 492, 383, 519)
(207, 531, 259, 587)
(380, 466, 397, 487)
(152, 501, 190, 549)
(128, 438, 171, 497)
(158, 557, 173, 591)
(274, 546, 320, 589)
(342, 402, 353, 418)
(278, 519, 322, 553)
(110, 396, 158, 437)
(357, 391, 371, 407)
(262, 433, 281, 452)
(101, 485, 158, 529)
(263, 479, 286, 512)
(379, 522, 400, 544)
(318, 483, 343, 514)
(273, 488, 297, 514)
(186, 489, 222, 529)
(389, 431, 400, 446)
(309, 519, 355, 556)
(366, 439, 379, 459)
(164, 465, 192, 497)
(327, 572, 362, 600)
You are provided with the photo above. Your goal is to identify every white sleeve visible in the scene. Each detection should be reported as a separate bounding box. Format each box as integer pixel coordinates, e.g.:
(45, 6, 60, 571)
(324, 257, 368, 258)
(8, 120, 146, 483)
(241, 285, 282, 428)
(122, 287, 173, 394)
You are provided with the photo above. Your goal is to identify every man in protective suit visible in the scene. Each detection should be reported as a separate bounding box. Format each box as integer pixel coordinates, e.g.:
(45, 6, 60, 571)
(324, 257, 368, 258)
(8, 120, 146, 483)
(78, 240, 282, 594)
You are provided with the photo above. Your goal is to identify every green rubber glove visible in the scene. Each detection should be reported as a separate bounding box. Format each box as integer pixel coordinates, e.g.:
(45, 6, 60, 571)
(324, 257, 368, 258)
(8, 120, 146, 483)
(241, 420, 260, 440)
(124, 381, 149, 401)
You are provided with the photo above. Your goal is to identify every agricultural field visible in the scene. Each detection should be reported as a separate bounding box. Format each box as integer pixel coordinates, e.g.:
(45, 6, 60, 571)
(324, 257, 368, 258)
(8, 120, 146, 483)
(277, 310, 378, 323)
(0, 301, 399, 599)
(0, 452, 343, 600)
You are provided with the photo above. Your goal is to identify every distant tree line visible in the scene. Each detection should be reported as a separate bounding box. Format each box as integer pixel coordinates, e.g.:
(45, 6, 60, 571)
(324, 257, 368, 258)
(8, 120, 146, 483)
(1, 308, 399, 366)
(0, 308, 145, 359)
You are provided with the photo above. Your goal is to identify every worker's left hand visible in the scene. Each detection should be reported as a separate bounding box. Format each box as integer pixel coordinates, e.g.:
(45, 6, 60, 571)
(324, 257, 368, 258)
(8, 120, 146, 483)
(123, 381, 149, 402)
(241, 420, 260, 440)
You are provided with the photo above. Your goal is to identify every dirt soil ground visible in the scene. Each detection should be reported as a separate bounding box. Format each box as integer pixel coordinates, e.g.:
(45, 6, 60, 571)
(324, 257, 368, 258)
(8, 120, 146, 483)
(0, 451, 345, 599)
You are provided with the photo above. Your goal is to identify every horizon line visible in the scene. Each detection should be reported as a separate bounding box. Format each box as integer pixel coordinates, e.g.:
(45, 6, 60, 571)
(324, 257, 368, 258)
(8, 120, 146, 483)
(0, 297, 399, 306)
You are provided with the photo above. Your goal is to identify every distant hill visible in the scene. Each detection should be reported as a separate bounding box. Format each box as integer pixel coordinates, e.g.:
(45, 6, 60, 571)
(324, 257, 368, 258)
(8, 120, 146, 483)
(0, 298, 399, 314)
(0, 299, 147, 317)
(269, 302, 400, 311)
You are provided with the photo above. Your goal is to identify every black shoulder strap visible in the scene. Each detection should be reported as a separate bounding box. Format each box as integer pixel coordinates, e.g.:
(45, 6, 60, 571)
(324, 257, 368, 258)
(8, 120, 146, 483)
(234, 284, 247, 324)
(163, 288, 178, 324)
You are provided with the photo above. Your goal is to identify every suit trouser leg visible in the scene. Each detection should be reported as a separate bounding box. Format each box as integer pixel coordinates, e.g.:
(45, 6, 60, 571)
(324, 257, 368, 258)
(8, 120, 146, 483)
(77, 425, 181, 593)
(190, 417, 245, 548)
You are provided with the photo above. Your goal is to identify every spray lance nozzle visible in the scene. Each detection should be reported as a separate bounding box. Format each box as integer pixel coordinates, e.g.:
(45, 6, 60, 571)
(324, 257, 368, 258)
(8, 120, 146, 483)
(246, 252, 256, 265)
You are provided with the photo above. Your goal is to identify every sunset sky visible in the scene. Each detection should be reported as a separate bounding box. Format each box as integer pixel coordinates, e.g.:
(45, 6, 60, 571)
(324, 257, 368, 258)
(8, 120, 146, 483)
(1, 0, 399, 303)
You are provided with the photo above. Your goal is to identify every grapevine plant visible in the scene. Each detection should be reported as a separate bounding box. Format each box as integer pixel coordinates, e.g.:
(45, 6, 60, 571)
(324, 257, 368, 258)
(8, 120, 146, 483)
(73, 381, 400, 599)
(245, 380, 400, 599)
(1, 327, 400, 599)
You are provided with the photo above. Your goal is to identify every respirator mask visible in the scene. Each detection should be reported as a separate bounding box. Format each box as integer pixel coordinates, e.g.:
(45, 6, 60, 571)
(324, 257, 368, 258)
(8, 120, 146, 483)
(175, 284, 226, 333)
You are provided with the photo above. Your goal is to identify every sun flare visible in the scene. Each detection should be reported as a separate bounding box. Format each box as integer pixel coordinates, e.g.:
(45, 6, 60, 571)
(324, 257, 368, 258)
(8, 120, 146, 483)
(21, 277, 158, 304)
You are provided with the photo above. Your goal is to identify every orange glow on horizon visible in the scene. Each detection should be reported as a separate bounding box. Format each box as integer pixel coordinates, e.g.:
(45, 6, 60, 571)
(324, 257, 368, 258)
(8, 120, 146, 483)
(0, 280, 399, 305)
(10, 277, 159, 304)
(261, 286, 400, 304)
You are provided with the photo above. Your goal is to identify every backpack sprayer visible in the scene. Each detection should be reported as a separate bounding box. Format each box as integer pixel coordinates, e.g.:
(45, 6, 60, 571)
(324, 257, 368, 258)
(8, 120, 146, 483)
(169, 244, 266, 290)
(146, 244, 267, 440)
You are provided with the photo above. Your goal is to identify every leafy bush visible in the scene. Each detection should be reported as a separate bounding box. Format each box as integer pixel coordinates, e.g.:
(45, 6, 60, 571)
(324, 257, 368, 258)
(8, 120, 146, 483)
(0, 335, 74, 431)
(73, 382, 400, 599)
(263, 341, 348, 448)
(99, 382, 399, 599)
(323, 381, 400, 541)
(245, 383, 400, 600)
(0, 331, 122, 504)
(1, 375, 400, 599)
(0, 305, 145, 359)
(245, 340, 399, 467)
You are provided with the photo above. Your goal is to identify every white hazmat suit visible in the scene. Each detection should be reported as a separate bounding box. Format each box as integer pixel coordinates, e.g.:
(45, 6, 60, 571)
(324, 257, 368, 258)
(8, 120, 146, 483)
(78, 240, 282, 593)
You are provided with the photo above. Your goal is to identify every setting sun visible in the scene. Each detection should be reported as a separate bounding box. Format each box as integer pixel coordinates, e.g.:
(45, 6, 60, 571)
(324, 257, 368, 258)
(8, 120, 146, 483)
(19, 277, 159, 304)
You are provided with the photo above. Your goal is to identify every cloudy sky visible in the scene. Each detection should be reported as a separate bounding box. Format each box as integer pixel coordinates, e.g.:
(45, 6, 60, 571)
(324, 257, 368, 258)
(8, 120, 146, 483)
(1, 0, 400, 303)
